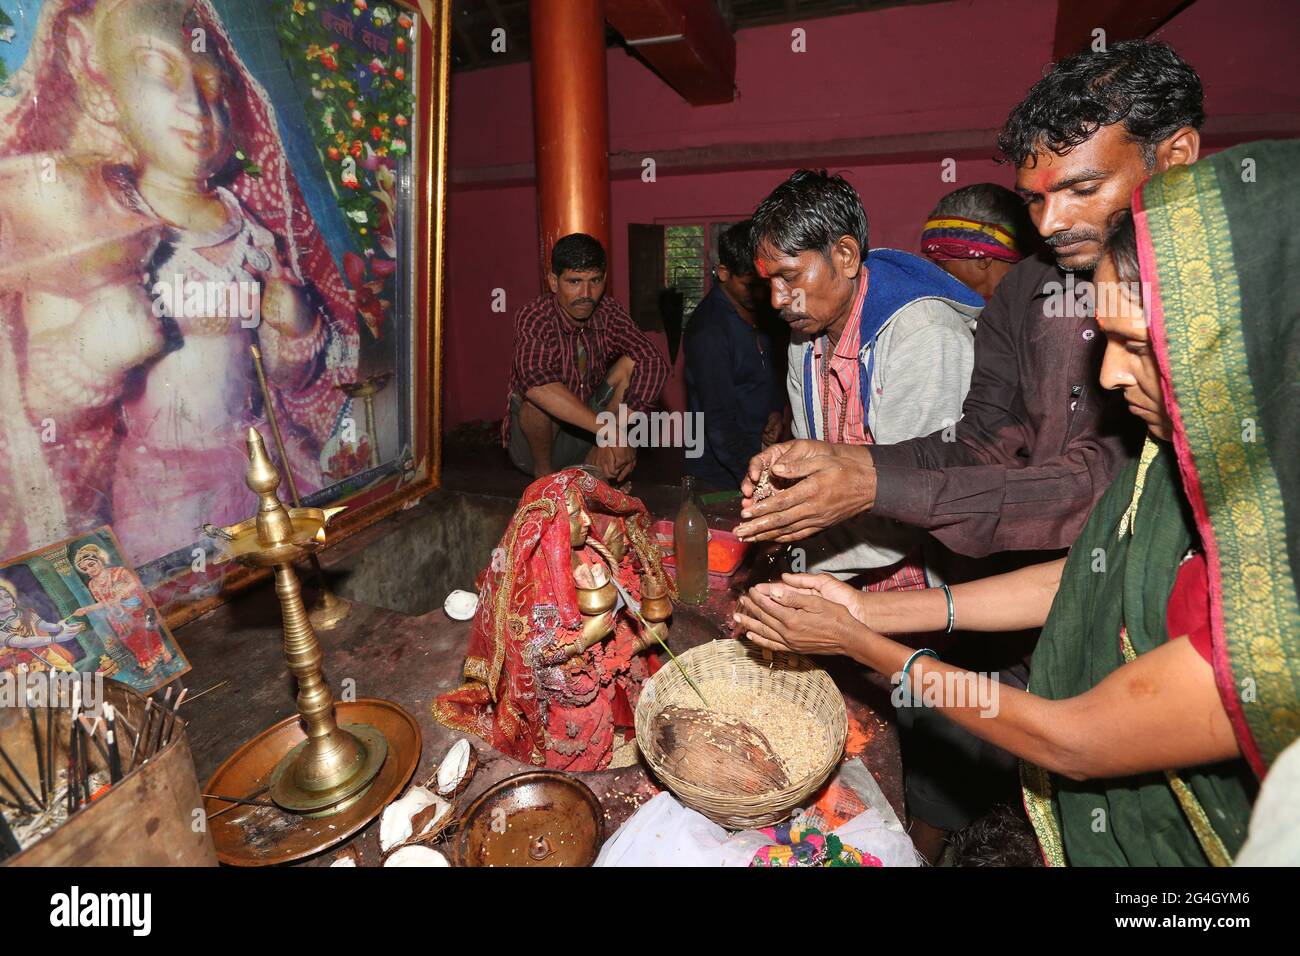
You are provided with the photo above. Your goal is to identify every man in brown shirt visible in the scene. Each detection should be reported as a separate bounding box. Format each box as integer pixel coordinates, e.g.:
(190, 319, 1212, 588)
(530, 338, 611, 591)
(734, 40, 1205, 558)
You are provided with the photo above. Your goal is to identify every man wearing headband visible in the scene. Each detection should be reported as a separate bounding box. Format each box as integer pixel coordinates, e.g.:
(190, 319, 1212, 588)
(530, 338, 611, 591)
(920, 183, 1033, 299)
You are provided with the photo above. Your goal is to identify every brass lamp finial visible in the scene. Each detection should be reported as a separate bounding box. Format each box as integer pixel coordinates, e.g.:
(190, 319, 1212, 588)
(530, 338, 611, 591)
(246, 427, 294, 547)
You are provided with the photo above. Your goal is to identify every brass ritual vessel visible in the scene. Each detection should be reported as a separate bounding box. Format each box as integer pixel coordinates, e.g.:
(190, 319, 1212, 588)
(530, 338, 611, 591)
(216, 428, 387, 815)
(547, 486, 669, 666)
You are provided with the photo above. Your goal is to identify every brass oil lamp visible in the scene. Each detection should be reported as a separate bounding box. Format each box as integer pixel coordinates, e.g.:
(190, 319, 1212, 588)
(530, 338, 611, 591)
(217, 428, 387, 815)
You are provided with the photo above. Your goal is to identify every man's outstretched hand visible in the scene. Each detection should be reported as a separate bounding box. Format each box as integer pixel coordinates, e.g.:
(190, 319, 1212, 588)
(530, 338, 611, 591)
(739, 439, 828, 501)
(734, 440, 876, 543)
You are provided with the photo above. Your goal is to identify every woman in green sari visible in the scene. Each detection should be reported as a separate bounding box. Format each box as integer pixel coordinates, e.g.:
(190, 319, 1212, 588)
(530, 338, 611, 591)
(734, 140, 1300, 866)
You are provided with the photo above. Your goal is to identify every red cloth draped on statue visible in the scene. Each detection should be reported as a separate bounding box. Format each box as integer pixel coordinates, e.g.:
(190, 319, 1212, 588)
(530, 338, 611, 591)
(433, 469, 670, 771)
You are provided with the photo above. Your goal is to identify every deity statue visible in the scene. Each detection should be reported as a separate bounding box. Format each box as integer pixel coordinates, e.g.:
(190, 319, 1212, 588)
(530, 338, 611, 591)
(0, 0, 361, 566)
(435, 470, 676, 772)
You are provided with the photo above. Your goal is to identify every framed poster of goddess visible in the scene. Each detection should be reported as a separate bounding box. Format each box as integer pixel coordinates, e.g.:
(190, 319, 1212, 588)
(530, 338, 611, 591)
(0, 0, 448, 623)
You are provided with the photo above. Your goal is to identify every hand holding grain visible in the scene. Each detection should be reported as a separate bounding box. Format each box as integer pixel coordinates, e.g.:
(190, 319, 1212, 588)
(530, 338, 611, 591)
(735, 445, 878, 542)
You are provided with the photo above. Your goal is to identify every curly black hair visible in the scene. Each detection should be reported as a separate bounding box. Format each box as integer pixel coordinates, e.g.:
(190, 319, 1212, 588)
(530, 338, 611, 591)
(997, 39, 1204, 168)
(750, 169, 869, 262)
(948, 803, 1044, 868)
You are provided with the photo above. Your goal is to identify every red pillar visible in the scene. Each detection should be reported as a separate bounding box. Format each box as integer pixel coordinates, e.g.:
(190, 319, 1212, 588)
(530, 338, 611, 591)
(530, 0, 611, 282)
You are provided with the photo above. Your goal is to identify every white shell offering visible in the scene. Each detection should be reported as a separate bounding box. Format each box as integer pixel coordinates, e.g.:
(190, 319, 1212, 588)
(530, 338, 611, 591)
(443, 589, 479, 620)
(436, 738, 476, 797)
(384, 845, 450, 867)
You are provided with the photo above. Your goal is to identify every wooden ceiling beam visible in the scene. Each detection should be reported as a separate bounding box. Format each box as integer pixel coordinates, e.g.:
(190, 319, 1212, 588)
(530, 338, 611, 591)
(605, 0, 737, 105)
(1053, 0, 1196, 59)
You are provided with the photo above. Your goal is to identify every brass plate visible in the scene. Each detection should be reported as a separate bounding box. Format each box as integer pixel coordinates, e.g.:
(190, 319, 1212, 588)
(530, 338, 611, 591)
(204, 699, 420, 866)
(452, 771, 604, 867)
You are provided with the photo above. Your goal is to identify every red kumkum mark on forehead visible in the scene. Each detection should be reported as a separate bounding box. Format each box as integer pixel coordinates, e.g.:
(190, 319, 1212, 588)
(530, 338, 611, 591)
(755, 259, 772, 279)
(1027, 166, 1061, 194)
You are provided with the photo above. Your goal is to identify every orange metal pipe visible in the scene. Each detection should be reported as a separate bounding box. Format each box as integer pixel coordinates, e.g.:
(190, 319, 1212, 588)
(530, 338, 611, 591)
(530, 0, 611, 281)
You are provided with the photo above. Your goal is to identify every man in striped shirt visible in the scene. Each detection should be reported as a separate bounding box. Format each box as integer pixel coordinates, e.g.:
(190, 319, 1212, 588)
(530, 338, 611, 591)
(505, 234, 669, 481)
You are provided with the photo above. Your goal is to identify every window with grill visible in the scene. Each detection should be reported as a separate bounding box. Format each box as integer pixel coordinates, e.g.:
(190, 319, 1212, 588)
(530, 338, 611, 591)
(665, 225, 707, 319)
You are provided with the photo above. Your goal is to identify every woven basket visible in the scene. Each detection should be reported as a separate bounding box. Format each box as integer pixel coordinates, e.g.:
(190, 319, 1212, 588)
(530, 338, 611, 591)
(635, 639, 847, 829)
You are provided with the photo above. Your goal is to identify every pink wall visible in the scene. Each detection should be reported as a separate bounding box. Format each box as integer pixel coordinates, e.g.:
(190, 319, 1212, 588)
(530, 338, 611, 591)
(442, 0, 1300, 428)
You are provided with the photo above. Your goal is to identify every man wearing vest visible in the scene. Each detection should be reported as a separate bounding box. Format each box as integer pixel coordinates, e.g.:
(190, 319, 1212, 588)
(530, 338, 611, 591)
(752, 169, 983, 590)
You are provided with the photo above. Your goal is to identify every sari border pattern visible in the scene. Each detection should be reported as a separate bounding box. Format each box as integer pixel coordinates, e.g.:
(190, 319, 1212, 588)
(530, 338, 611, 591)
(1020, 760, 1066, 867)
(1137, 161, 1300, 776)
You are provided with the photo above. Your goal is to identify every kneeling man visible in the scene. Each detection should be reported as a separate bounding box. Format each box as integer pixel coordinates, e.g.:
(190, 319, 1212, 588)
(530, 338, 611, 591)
(505, 233, 669, 481)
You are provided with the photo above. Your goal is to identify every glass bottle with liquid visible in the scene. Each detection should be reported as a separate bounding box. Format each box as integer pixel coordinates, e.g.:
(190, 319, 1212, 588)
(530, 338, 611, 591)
(674, 475, 708, 605)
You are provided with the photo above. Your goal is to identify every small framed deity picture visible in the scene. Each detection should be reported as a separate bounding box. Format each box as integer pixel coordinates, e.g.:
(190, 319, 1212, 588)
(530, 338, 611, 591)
(0, 526, 190, 695)
(0, 0, 449, 624)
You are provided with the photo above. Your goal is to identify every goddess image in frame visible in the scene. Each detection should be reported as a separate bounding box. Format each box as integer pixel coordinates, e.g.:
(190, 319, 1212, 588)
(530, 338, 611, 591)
(0, 0, 411, 588)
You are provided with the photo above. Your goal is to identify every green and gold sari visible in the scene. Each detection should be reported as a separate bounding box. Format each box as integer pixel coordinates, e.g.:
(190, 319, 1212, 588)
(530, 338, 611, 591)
(1022, 140, 1300, 866)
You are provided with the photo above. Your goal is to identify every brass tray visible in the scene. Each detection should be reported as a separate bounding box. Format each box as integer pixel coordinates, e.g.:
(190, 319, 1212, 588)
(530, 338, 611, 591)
(452, 771, 604, 867)
(203, 698, 420, 866)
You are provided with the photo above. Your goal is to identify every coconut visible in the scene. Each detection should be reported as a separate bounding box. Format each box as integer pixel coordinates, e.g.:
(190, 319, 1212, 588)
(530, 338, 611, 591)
(379, 786, 450, 852)
(384, 845, 450, 867)
(652, 704, 789, 796)
(434, 738, 477, 797)
(408, 795, 455, 845)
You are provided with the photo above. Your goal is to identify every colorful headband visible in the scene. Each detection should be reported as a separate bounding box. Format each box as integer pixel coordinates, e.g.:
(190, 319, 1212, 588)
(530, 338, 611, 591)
(921, 216, 1023, 264)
